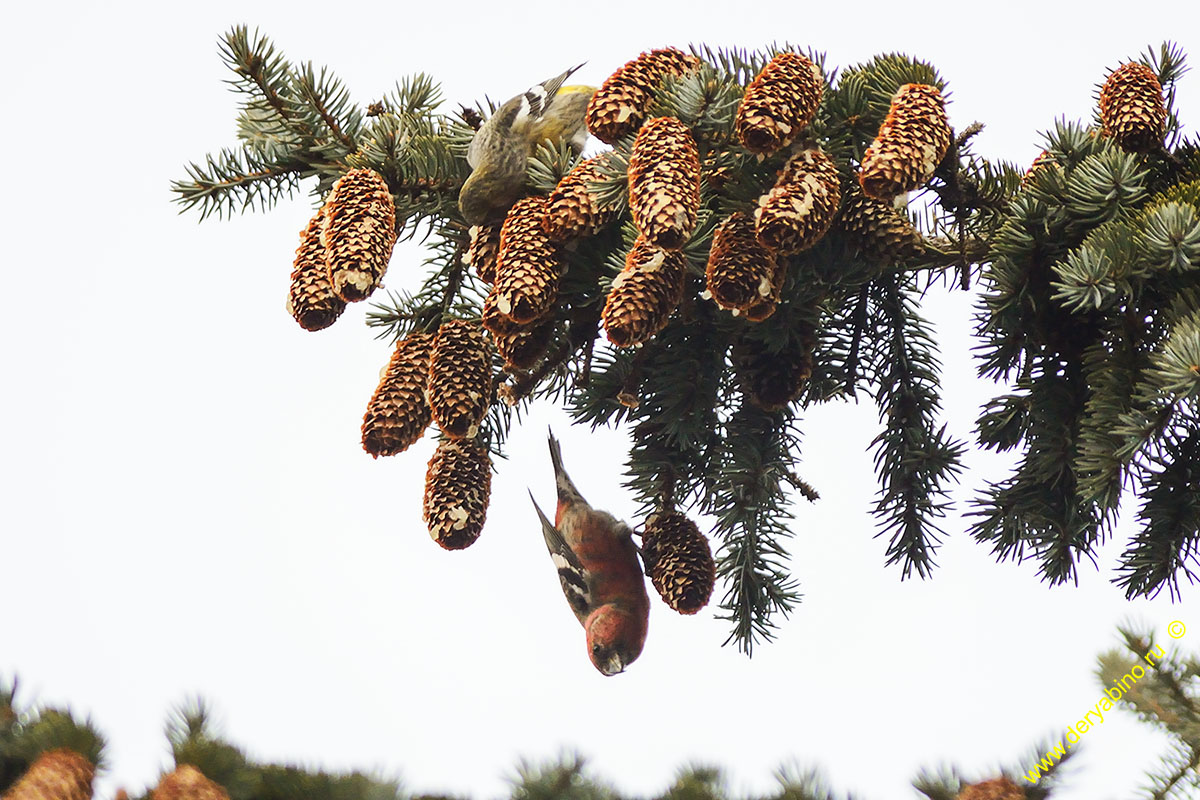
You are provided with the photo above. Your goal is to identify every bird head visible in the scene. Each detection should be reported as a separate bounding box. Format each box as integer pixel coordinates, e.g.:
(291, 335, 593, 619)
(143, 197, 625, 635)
(584, 605, 646, 676)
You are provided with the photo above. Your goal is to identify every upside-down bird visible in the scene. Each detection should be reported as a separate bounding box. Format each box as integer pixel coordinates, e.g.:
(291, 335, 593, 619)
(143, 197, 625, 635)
(529, 431, 650, 676)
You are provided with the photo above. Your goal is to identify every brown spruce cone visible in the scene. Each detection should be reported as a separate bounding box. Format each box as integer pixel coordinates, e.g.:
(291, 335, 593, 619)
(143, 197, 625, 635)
(837, 185, 921, 265)
(544, 155, 618, 242)
(756, 147, 842, 255)
(467, 223, 502, 284)
(628, 117, 701, 250)
(428, 320, 493, 439)
(735, 336, 814, 412)
(705, 211, 778, 313)
(2, 749, 95, 800)
(1100, 61, 1167, 153)
(859, 84, 951, 200)
(321, 168, 397, 302)
(736, 51, 824, 155)
(287, 205, 346, 331)
(493, 317, 554, 371)
(603, 236, 687, 347)
(586, 48, 701, 144)
(492, 197, 559, 325)
(1021, 149, 1054, 185)
(423, 438, 491, 550)
(361, 333, 433, 457)
(641, 511, 715, 615)
(955, 777, 1024, 800)
(152, 765, 231, 800)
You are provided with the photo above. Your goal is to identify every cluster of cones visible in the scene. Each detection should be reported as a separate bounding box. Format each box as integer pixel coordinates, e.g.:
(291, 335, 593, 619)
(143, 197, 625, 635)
(275, 47, 1173, 618)
(361, 320, 494, 551)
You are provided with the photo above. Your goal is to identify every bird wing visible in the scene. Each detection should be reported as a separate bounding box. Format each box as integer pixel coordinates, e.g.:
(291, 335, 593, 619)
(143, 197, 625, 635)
(529, 490, 591, 620)
(525, 63, 585, 121)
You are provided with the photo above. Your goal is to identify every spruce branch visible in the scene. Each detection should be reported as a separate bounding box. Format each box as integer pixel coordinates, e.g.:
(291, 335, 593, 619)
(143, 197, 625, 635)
(869, 275, 965, 578)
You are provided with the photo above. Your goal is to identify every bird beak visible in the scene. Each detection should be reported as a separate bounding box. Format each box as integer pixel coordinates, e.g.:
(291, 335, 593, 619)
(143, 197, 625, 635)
(599, 654, 626, 676)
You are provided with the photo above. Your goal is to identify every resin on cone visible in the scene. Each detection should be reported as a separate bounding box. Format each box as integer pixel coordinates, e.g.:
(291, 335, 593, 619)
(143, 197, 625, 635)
(837, 184, 921, 265)
(428, 319, 493, 439)
(2, 749, 95, 800)
(705, 211, 778, 312)
(423, 438, 492, 549)
(152, 765, 231, 800)
(628, 117, 701, 250)
(755, 147, 842, 255)
(586, 48, 700, 144)
(492, 197, 559, 325)
(321, 168, 397, 302)
(742, 258, 787, 322)
(1100, 61, 1167, 153)
(858, 84, 951, 200)
(736, 51, 824, 155)
(544, 154, 618, 242)
(641, 511, 716, 614)
(602, 236, 687, 347)
(361, 333, 433, 457)
(287, 205, 346, 331)
(467, 223, 502, 284)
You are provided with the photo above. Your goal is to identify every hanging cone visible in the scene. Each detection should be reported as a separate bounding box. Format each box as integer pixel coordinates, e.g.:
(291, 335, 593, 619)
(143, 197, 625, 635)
(492, 197, 559, 325)
(2, 749, 95, 800)
(641, 511, 715, 615)
(734, 336, 814, 412)
(586, 47, 701, 144)
(858, 84, 951, 200)
(152, 765, 231, 800)
(837, 184, 921, 265)
(428, 319, 493, 439)
(361, 333, 434, 457)
(628, 117, 701, 250)
(544, 154, 618, 242)
(423, 438, 492, 550)
(736, 51, 824, 155)
(705, 211, 778, 312)
(1100, 61, 1167, 153)
(286, 205, 346, 331)
(602, 236, 687, 347)
(493, 317, 554, 371)
(467, 223, 502, 284)
(321, 168, 397, 302)
(756, 147, 842, 255)
(955, 777, 1024, 800)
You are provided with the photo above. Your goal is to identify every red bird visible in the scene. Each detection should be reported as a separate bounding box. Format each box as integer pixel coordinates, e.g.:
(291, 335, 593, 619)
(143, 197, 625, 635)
(530, 431, 650, 676)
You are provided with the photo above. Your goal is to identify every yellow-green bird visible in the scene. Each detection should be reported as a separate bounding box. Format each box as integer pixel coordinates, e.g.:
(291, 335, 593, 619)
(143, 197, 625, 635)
(458, 65, 595, 227)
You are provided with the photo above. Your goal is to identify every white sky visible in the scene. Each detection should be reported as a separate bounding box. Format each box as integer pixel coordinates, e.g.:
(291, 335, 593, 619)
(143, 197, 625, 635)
(2, 2, 1198, 799)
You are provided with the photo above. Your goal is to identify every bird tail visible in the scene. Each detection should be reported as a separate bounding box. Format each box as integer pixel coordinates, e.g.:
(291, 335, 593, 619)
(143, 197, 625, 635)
(547, 428, 586, 506)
